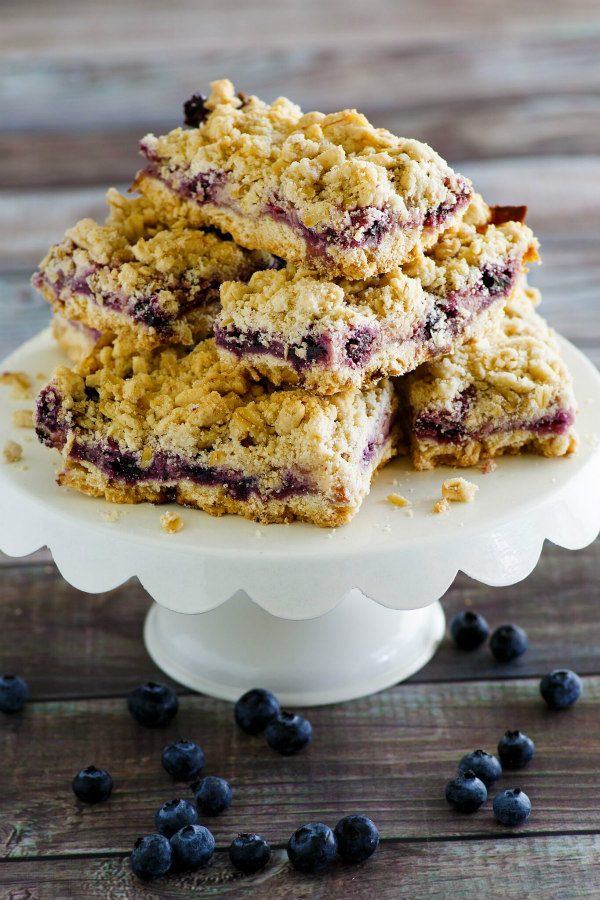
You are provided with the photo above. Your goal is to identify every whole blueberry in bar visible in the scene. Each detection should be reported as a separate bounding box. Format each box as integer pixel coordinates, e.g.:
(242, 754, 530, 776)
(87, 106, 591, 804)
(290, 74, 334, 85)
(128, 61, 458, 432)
(32, 188, 274, 351)
(215, 196, 538, 393)
(406, 282, 578, 469)
(35, 338, 398, 528)
(135, 78, 473, 279)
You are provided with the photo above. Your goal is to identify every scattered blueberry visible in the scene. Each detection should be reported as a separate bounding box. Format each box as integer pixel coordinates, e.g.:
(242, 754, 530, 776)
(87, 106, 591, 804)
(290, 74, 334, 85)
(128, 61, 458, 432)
(170, 824, 215, 869)
(493, 788, 532, 826)
(72, 766, 113, 803)
(450, 611, 490, 651)
(127, 682, 178, 727)
(183, 93, 209, 128)
(334, 815, 380, 864)
(490, 624, 529, 662)
(155, 798, 199, 837)
(229, 833, 271, 874)
(162, 740, 205, 781)
(0, 674, 28, 713)
(540, 669, 582, 710)
(192, 775, 233, 816)
(234, 688, 281, 735)
(497, 730, 535, 769)
(287, 822, 337, 874)
(458, 750, 503, 787)
(265, 711, 312, 755)
(445, 770, 487, 813)
(130, 833, 172, 880)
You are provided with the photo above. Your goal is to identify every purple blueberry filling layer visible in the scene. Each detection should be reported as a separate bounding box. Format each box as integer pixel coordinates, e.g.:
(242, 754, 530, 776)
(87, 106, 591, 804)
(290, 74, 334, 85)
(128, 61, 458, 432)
(414, 404, 575, 445)
(140, 148, 471, 255)
(36, 386, 68, 449)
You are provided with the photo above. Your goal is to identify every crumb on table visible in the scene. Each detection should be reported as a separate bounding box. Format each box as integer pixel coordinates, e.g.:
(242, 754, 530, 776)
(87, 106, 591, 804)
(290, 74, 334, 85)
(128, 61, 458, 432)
(160, 511, 183, 534)
(3, 440, 23, 463)
(433, 497, 450, 514)
(0, 371, 32, 399)
(101, 509, 121, 524)
(387, 493, 410, 508)
(479, 460, 497, 475)
(12, 409, 34, 429)
(442, 477, 479, 503)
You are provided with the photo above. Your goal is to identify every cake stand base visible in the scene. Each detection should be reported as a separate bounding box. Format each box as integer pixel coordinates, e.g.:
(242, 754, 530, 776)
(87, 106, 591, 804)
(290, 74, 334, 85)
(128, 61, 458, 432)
(144, 591, 446, 706)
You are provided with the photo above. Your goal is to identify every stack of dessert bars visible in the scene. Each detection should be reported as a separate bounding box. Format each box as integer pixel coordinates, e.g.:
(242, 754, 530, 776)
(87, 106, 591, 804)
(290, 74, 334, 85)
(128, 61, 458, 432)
(33, 80, 577, 528)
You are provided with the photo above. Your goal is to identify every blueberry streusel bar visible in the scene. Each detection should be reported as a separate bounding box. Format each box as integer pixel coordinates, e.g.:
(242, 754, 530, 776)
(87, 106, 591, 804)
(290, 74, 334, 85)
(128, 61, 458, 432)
(51, 314, 102, 363)
(215, 198, 538, 393)
(36, 339, 398, 527)
(135, 78, 472, 279)
(406, 284, 577, 469)
(33, 189, 274, 350)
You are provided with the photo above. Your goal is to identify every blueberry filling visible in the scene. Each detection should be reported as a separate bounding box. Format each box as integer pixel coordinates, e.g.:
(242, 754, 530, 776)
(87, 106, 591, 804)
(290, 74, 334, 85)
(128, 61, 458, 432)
(344, 327, 377, 367)
(414, 404, 575, 445)
(214, 326, 333, 371)
(36, 386, 68, 448)
(183, 93, 209, 127)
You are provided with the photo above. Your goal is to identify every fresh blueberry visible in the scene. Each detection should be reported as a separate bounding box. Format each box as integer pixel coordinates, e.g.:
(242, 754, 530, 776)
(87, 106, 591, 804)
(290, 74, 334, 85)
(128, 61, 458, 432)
(493, 788, 532, 826)
(265, 711, 312, 755)
(0, 674, 28, 713)
(497, 730, 535, 769)
(127, 682, 178, 727)
(540, 669, 582, 710)
(234, 688, 280, 734)
(155, 798, 199, 837)
(445, 770, 487, 812)
(162, 740, 205, 781)
(458, 750, 503, 787)
(450, 611, 490, 651)
(170, 824, 215, 869)
(72, 765, 113, 803)
(192, 775, 233, 816)
(287, 822, 337, 873)
(130, 833, 172, 880)
(183, 93, 209, 128)
(334, 815, 379, 864)
(490, 624, 528, 662)
(229, 833, 271, 874)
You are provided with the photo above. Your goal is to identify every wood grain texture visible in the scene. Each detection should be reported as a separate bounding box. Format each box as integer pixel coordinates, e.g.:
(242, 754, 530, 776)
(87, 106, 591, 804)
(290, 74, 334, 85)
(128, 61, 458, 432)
(3, 836, 600, 900)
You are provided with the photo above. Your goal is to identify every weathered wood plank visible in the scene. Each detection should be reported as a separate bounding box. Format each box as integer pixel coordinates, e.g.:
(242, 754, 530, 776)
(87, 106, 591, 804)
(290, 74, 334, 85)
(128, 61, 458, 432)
(0, 538, 600, 698)
(2, 678, 600, 855)
(2, 835, 600, 900)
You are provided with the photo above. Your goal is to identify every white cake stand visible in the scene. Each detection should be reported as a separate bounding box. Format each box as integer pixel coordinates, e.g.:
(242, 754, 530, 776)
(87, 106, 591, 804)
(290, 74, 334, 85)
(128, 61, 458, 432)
(1, 329, 600, 705)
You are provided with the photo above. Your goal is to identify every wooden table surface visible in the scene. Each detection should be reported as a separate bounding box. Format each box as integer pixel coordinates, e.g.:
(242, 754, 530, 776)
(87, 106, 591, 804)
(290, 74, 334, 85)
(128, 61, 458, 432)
(1, 2, 599, 897)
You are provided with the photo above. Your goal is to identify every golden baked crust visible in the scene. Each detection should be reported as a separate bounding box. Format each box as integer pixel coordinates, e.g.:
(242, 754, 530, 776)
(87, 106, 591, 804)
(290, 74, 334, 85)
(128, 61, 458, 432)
(33, 190, 274, 349)
(136, 78, 472, 278)
(35, 338, 398, 528)
(407, 284, 578, 469)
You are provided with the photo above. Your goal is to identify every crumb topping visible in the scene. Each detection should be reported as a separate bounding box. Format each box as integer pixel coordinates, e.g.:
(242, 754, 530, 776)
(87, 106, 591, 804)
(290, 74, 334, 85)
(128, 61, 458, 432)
(12, 409, 34, 428)
(1, 371, 32, 399)
(433, 497, 450, 514)
(442, 477, 479, 503)
(3, 440, 23, 463)
(387, 493, 410, 507)
(160, 511, 183, 533)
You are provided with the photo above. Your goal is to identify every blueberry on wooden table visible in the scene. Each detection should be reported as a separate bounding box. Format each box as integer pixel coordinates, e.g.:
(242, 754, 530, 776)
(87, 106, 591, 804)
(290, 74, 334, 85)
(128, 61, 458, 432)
(162, 739, 205, 780)
(71, 766, 113, 803)
(130, 834, 172, 880)
(234, 687, 280, 734)
(127, 681, 178, 727)
(229, 833, 272, 874)
(287, 822, 338, 874)
(0, 674, 28, 713)
(493, 788, 532, 826)
(458, 749, 503, 787)
(540, 669, 582, 709)
(450, 610, 490, 650)
(489, 624, 529, 662)
(192, 775, 233, 815)
(334, 815, 380, 864)
(154, 798, 199, 837)
(265, 711, 312, 755)
(170, 824, 215, 869)
(497, 730, 535, 768)
(445, 770, 487, 812)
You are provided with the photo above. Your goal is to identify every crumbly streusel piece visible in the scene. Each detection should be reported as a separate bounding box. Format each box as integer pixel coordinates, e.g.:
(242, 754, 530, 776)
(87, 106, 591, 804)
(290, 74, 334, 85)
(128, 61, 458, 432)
(135, 78, 472, 278)
(3, 440, 23, 463)
(35, 339, 398, 528)
(32, 189, 275, 350)
(215, 198, 538, 393)
(442, 477, 478, 502)
(406, 284, 578, 469)
(52, 314, 103, 363)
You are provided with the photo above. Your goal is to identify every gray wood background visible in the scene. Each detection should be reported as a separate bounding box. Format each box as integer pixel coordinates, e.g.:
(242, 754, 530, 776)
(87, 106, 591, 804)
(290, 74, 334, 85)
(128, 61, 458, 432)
(0, 1, 599, 897)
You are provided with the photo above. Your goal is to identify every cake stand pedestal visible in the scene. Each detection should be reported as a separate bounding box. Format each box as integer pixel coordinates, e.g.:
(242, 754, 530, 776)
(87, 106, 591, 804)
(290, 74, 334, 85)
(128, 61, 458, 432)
(1, 329, 599, 705)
